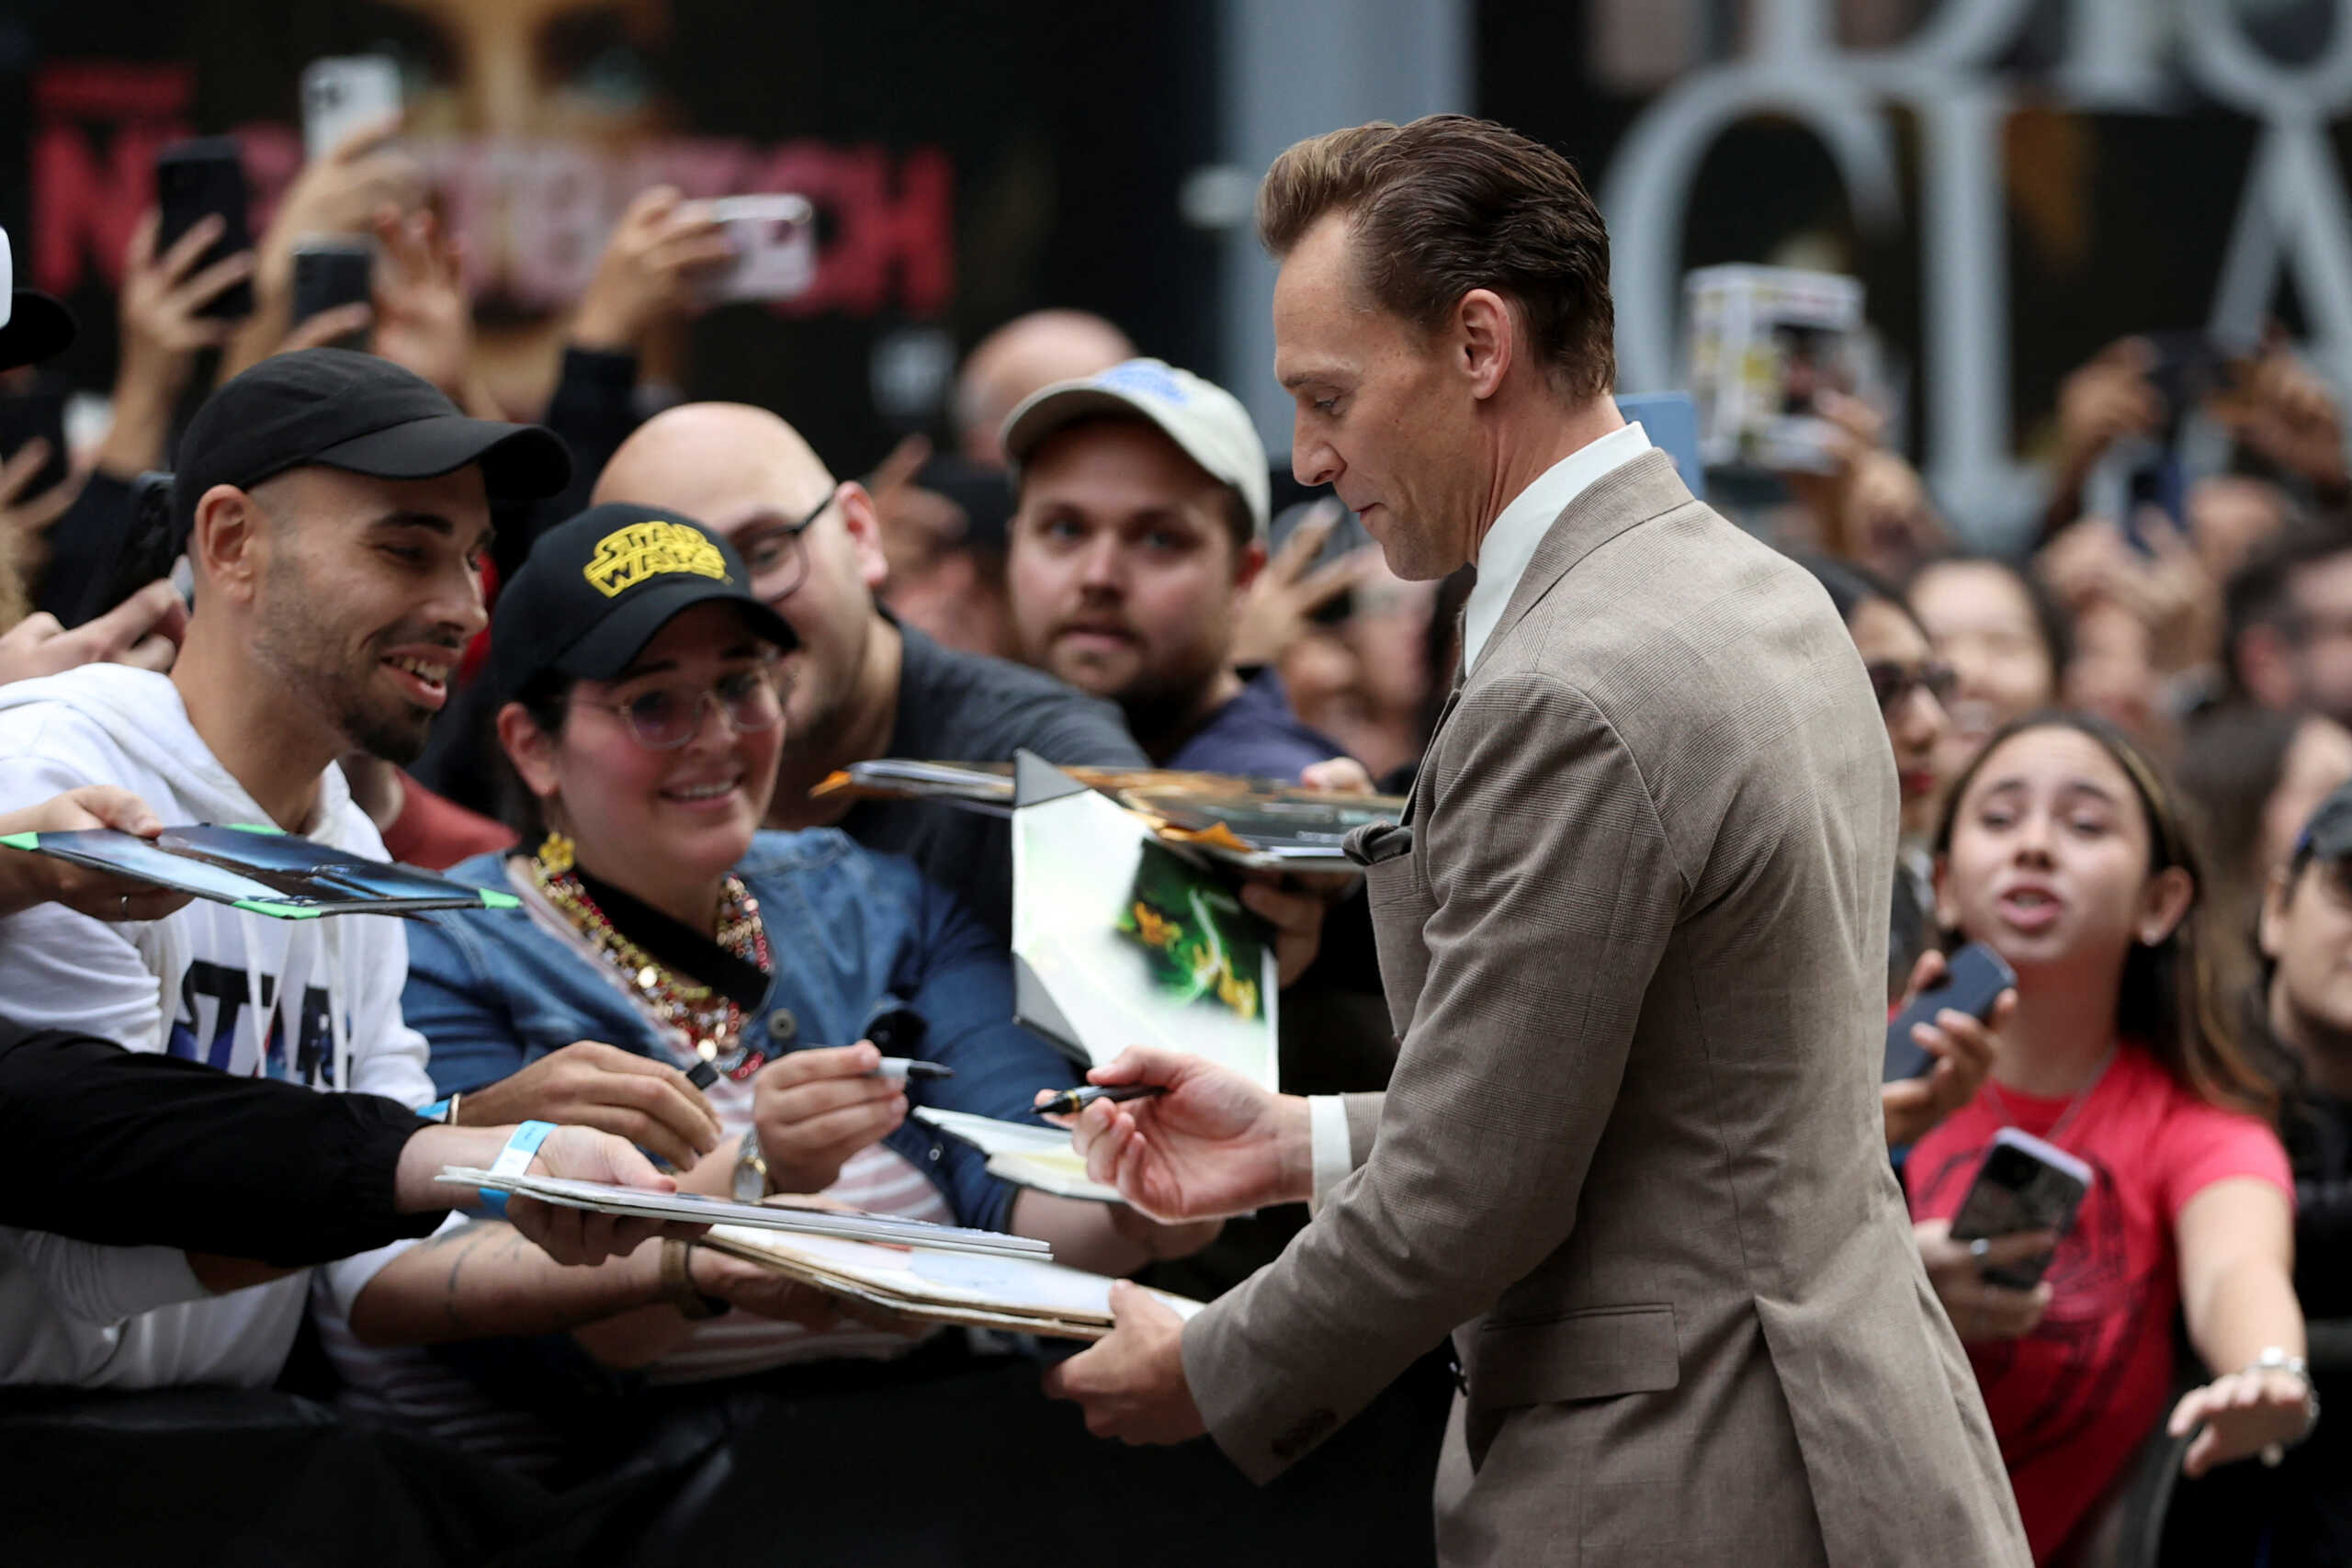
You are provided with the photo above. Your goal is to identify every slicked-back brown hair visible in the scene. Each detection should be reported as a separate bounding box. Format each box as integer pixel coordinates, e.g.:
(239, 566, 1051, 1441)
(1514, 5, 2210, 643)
(1257, 114, 1616, 400)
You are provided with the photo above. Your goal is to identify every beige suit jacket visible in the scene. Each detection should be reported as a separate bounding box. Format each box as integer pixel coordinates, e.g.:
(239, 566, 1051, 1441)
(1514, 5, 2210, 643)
(1181, 451, 2027, 1566)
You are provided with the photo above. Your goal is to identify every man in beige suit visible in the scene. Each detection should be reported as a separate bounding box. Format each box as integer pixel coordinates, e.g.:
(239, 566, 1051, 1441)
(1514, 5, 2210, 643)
(1042, 115, 2030, 1566)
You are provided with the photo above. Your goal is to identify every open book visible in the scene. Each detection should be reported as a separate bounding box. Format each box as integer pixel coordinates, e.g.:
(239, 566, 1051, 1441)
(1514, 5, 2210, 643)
(0, 824, 518, 919)
(700, 1223, 1203, 1341)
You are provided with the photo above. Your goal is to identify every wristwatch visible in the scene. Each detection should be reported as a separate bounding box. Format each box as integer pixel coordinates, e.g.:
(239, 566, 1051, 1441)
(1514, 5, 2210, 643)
(2247, 1346, 2321, 1467)
(731, 1130, 771, 1204)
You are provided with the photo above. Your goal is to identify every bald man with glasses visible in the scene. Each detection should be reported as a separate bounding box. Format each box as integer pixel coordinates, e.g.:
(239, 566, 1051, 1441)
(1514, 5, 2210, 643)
(592, 402, 1148, 939)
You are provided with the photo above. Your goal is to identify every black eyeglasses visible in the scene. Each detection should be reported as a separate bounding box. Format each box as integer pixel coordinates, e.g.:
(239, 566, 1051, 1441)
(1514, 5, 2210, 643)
(1866, 660, 1958, 714)
(573, 663, 784, 750)
(732, 490, 835, 601)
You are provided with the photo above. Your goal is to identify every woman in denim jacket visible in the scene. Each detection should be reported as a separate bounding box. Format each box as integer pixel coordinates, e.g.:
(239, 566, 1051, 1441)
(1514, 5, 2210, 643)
(368, 507, 1216, 1428)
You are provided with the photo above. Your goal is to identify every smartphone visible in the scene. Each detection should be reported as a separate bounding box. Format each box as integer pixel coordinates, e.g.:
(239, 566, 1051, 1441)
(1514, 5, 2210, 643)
(0, 381, 70, 502)
(291, 239, 374, 349)
(1949, 1126, 2092, 1290)
(703, 195, 817, 303)
(57, 470, 179, 630)
(1883, 942, 2016, 1082)
(154, 139, 254, 321)
(301, 55, 401, 162)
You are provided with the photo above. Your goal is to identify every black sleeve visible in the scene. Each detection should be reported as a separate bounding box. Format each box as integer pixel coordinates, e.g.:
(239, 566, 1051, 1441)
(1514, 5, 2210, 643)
(2296, 1176, 2352, 1318)
(29, 470, 139, 625)
(0, 1023, 447, 1264)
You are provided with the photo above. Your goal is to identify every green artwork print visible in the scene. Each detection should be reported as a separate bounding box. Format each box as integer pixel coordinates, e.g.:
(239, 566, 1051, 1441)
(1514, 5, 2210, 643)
(1114, 841, 1266, 1022)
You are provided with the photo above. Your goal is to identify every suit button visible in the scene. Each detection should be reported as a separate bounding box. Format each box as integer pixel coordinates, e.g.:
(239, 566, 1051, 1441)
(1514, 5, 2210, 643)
(766, 1009, 797, 1041)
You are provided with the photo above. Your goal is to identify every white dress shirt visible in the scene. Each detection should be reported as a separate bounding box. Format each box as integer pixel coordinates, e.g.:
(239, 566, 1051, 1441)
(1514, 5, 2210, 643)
(1307, 420, 1654, 1212)
(1458, 421, 1652, 674)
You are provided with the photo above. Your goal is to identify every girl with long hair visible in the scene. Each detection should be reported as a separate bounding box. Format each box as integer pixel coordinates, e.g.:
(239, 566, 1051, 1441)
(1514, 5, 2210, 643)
(1905, 711, 2313, 1563)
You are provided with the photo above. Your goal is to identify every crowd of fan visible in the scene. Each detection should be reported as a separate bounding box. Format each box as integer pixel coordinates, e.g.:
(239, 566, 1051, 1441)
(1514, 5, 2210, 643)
(0, 115, 2350, 1568)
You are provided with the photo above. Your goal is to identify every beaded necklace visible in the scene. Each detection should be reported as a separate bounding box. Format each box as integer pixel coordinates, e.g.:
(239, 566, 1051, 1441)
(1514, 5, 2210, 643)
(525, 845, 774, 1073)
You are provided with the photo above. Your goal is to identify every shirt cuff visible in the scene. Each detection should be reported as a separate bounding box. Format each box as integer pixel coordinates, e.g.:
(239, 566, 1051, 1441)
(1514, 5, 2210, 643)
(1307, 1094, 1353, 1215)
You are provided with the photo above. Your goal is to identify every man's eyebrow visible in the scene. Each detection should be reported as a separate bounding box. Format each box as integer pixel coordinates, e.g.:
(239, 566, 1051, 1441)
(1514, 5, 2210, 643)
(366, 511, 456, 536)
(1278, 364, 1349, 391)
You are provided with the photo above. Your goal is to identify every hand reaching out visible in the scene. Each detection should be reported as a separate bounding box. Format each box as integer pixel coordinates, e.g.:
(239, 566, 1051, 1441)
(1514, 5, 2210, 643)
(504, 1123, 702, 1268)
(1914, 1219, 2054, 1343)
(572, 186, 735, 354)
(1044, 1045, 1312, 1223)
(2168, 1364, 2319, 1478)
(1883, 949, 2007, 1149)
(458, 1041, 724, 1171)
(2056, 339, 2164, 479)
(1233, 499, 1378, 668)
(0, 580, 187, 684)
(0, 437, 81, 591)
(0, 784, 194, 922)
(749, 1042, 907, 1195)
(368, 207, 476, 400)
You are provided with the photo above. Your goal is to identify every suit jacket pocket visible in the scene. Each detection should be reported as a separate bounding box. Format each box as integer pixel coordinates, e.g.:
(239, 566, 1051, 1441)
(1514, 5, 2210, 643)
(1469, 1303, 1680, 1408)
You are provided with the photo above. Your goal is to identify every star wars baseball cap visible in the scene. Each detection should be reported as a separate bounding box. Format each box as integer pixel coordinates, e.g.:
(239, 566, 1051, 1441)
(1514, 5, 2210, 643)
(0, 229, 76, 372)
(1001, 356, 1271, 539)
(172, 348, 571, 545)
(491, 502, 798, 700)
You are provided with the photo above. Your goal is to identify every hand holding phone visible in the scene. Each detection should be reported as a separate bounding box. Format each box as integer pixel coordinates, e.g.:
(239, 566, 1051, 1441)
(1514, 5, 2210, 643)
(1949, 1126, 2091, 1290)
(701, 195, 817, 303)
(301, 56, 402, 163)
(154, 139, 255, 321)
(290, 239, 374, 352)
(1885, 942, 2015, 1082)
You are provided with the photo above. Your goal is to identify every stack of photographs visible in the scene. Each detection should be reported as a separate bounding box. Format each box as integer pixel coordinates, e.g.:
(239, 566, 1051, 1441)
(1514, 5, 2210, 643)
(700, 1223, 1202, 1340)
(812, 757, 1404, 873)
(0, 823, 519, 919)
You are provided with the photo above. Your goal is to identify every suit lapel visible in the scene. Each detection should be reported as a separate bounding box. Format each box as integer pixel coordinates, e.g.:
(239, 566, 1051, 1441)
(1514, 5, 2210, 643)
(1473, 448, 1696, 680)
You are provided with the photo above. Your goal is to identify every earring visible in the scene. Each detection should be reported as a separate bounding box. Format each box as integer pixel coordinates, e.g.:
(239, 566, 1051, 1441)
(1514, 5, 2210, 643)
(537, 829, 575, 875)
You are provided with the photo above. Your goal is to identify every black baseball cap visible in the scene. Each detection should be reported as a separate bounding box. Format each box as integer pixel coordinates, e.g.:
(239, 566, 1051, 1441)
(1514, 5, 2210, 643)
(0, 291, 74, 372)
(0, 227, 74, 371)
(2298, 780, 2352, 865)
(491, 502, 798, 701)
(171, 349, 571, 544)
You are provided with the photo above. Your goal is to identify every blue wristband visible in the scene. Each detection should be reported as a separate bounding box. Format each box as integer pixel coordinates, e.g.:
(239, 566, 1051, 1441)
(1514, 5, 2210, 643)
(418, 1098, 452, 1125)
(477, 1120, 558, 1218)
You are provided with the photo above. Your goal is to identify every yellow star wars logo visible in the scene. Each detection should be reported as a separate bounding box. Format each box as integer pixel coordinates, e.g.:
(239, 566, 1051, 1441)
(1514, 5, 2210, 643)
(582, 521, 730, 597)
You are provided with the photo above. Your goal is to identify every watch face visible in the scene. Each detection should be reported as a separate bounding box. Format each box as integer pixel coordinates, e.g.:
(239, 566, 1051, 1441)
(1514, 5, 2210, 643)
(732, 1137, 767, 1204)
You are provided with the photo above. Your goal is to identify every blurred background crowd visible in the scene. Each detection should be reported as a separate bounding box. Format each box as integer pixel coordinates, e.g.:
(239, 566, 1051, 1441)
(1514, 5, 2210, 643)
(10, 1, 2352, 1564)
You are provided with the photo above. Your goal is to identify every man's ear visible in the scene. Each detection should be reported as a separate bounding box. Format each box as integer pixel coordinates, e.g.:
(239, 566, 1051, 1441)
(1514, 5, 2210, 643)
(1455, 288, 1516, 401)
(494, 700, 563, 806)
(187, 484, 266, 606)
(835, 481, 889, 592)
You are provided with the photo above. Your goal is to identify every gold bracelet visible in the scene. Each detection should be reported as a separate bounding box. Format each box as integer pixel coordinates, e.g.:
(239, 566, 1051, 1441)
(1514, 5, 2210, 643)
(659, 1237, 729, 1320)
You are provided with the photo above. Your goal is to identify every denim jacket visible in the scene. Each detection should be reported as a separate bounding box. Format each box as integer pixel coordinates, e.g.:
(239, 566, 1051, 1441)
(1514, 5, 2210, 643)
(402, 829, 1084, 1233)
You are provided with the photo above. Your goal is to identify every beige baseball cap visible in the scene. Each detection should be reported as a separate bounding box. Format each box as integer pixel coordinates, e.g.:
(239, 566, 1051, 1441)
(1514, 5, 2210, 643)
(1001, 357, 1271, 539)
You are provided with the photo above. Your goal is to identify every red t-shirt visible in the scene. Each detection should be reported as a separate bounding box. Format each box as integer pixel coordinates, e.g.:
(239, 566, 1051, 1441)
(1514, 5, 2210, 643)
(1904, 1045, 2290, 1563)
